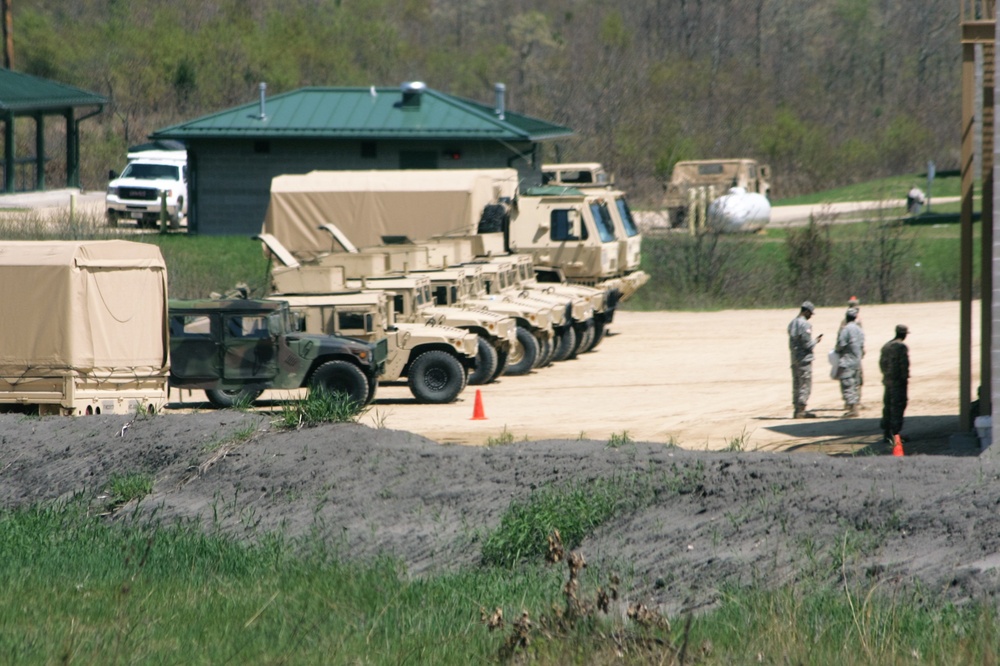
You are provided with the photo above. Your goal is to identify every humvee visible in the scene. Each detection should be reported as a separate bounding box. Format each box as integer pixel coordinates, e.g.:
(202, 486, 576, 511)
(168, 299, 387, 408)
(663, 159, 771, 228)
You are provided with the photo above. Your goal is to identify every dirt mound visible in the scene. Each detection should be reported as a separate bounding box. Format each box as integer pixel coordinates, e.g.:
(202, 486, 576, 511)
(2, 411, 999, 615)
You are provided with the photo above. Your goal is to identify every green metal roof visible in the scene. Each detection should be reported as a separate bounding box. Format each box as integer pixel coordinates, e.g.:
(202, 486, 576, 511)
(152, 86, 573, 141)
(0, 69, 106, 113)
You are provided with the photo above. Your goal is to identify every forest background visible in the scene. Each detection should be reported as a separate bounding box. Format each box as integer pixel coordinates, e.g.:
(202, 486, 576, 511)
(9, 0, 959, 207)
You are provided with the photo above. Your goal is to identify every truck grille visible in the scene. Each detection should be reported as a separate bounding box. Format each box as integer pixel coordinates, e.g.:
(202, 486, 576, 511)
(121, 187, 160, 201)
(374, 337, 389, 364)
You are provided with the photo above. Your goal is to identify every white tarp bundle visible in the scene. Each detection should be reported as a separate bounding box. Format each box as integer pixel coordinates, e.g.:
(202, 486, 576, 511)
(262, 169, 520, 261)
(0, 240, 168, 375)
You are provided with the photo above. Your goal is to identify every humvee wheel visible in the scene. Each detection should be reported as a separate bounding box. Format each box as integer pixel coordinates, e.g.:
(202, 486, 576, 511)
(589, 318, 607, 351)
(408, 350, 467, 403)
(552, 326, 577, 362)
(491, 346, 510, 382)
(310, 360, 369, 405)
(366, 377, 379, 405)
(505, 326, 539, 376)
(570, 320, 595, 359)
(205, 387, 263, 409)
(468, 337, 499, 385)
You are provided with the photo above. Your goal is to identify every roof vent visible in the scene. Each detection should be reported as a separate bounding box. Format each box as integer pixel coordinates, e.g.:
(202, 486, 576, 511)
(257, 82, 267, 120)
(494, 82, 506, 120)
(400, 81, 426, 109)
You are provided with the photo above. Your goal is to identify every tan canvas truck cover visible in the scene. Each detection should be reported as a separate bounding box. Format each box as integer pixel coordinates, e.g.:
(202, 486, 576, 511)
(262, 169, 520, 260)
(0, 240, 169, 415)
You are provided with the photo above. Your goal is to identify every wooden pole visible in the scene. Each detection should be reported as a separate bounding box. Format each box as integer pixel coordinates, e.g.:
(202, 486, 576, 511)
(2, 0, 12, 70)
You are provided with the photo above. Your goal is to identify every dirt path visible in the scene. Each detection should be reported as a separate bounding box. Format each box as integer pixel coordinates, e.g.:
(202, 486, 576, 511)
(170, 300, 983, 455)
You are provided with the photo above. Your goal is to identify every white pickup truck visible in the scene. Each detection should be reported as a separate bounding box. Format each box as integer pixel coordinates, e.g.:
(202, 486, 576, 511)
(106, 147, 187, 228)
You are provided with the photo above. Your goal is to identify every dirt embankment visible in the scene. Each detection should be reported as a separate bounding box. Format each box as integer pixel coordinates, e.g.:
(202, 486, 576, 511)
(2, 407, 998, 616)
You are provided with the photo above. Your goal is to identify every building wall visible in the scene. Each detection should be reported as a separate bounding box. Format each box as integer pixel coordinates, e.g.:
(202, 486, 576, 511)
(188, 138, 542, 235)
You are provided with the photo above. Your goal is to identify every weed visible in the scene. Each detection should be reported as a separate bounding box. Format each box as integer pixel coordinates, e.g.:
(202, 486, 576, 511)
(606, 430, 633, 449)
(485, 426, 515, 447)
(274, 386, 365, 429)
(724, 426, 753, 452)
(103, 472, 153, 511)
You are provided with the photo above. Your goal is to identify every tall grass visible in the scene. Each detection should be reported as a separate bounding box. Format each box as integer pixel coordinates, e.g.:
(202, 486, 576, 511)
(1, 496, 996, 664)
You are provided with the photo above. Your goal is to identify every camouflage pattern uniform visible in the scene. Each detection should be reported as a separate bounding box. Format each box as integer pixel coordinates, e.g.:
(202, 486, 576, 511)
(788, 302, 820, 416)
(835, 310, 864, 416)
(879, 326, 910, 439)
(838, 297, 863, 404)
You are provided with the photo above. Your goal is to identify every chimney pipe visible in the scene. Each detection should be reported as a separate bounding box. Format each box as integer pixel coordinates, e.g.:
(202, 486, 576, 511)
(494, 83, 506, 120)
(258, 82, 267, 120)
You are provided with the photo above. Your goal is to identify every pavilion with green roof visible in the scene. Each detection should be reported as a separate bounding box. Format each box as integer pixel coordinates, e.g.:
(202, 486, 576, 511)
(0, 69, 106, 193)
(151, 82, 573, 235)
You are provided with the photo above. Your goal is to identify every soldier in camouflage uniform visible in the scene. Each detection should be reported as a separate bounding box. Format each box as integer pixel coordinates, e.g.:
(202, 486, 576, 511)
(788, 301, 823, 418)
(879, 325, 910, 441)
(839, 296, 863, 407)
(835, 307, 865, 417)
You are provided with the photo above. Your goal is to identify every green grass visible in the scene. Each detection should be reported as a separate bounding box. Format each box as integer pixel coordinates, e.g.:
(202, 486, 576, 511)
(103, 472, 154, 511)
(274, 386, 366, 429)
(1, 498, 997, 664)
(774, 170, 969, 206)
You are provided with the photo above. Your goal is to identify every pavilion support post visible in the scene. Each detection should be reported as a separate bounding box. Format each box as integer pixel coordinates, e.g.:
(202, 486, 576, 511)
(34, 112, 45, 190)
(962, 41, 977, 431)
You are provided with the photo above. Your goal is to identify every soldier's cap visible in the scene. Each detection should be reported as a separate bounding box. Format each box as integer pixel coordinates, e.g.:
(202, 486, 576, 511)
(896, 324, 909, 336)
(800, 301, 815, 313)
(846, 307, 859, 319)
(848, 295, 860, 305)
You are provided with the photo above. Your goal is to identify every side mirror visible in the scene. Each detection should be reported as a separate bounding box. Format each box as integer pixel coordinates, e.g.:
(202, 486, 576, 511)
(108, 169, 118, 180)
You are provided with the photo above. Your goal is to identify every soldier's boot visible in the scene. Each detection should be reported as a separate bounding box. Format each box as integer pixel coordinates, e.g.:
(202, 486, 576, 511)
(844, 404, 860, 418)
(793, 406, 804, 419)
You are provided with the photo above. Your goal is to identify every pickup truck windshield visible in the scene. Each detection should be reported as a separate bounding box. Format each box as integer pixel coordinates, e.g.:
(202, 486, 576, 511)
(122, 163, 181, 180)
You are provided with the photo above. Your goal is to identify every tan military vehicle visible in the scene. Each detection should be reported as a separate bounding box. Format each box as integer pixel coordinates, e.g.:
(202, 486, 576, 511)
(260, 168, 648, 300)
(541, 162, 649, 294)
(0, 240, 169, 416)
(259, 234, 516, 384)
(663, 159, 771, 228)
(265, 260, 478, 404)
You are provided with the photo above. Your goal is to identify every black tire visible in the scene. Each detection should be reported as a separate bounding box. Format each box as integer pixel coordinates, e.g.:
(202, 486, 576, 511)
(365, 377, 379, 405)
(505, 326, 539, 376)
(588, 317, 607, 351)
(534, 334, 552, 368)
(468, 337, 499, 385)
(551, 326, 577, 362)
(205, 387, 263, 409)
(491, 346, 510, 382)
(570, 320, 595, 359)
(309, 360, 369, 405)
(408, 350, 467, 403)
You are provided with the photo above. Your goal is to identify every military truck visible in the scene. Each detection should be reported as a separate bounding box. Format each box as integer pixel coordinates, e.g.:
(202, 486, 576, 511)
(541, 162, 649, 293)
(168, 298, 387, 408)
(0, 240, 170, 416)
(264, 260, 479, 404)
(258, 233, 510, 385)
(663, 159, 771, 229)
(259, 168, 648, 299)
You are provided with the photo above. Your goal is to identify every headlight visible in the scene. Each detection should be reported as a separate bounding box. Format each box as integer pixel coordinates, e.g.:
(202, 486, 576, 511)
(107, 187, 118, 196)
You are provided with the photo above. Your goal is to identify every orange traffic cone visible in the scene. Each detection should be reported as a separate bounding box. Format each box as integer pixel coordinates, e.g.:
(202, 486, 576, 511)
(471, 389, 487, 420)
(892, 434, 904, 457)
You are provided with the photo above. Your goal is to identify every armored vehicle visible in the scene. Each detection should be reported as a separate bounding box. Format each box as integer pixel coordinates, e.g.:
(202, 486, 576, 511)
(168, 299, 387, 408)
(663, 159, 771, 229)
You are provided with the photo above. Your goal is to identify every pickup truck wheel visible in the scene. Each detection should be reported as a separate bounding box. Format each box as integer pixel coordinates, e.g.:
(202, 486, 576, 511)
(552, 326, 577, 362)
(205, 387, 263, 409)
(310, 360, 369, 405)
(408, 350, 467, 403)
(468, 337, 499, 385)
(504, 326, 538, 376)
